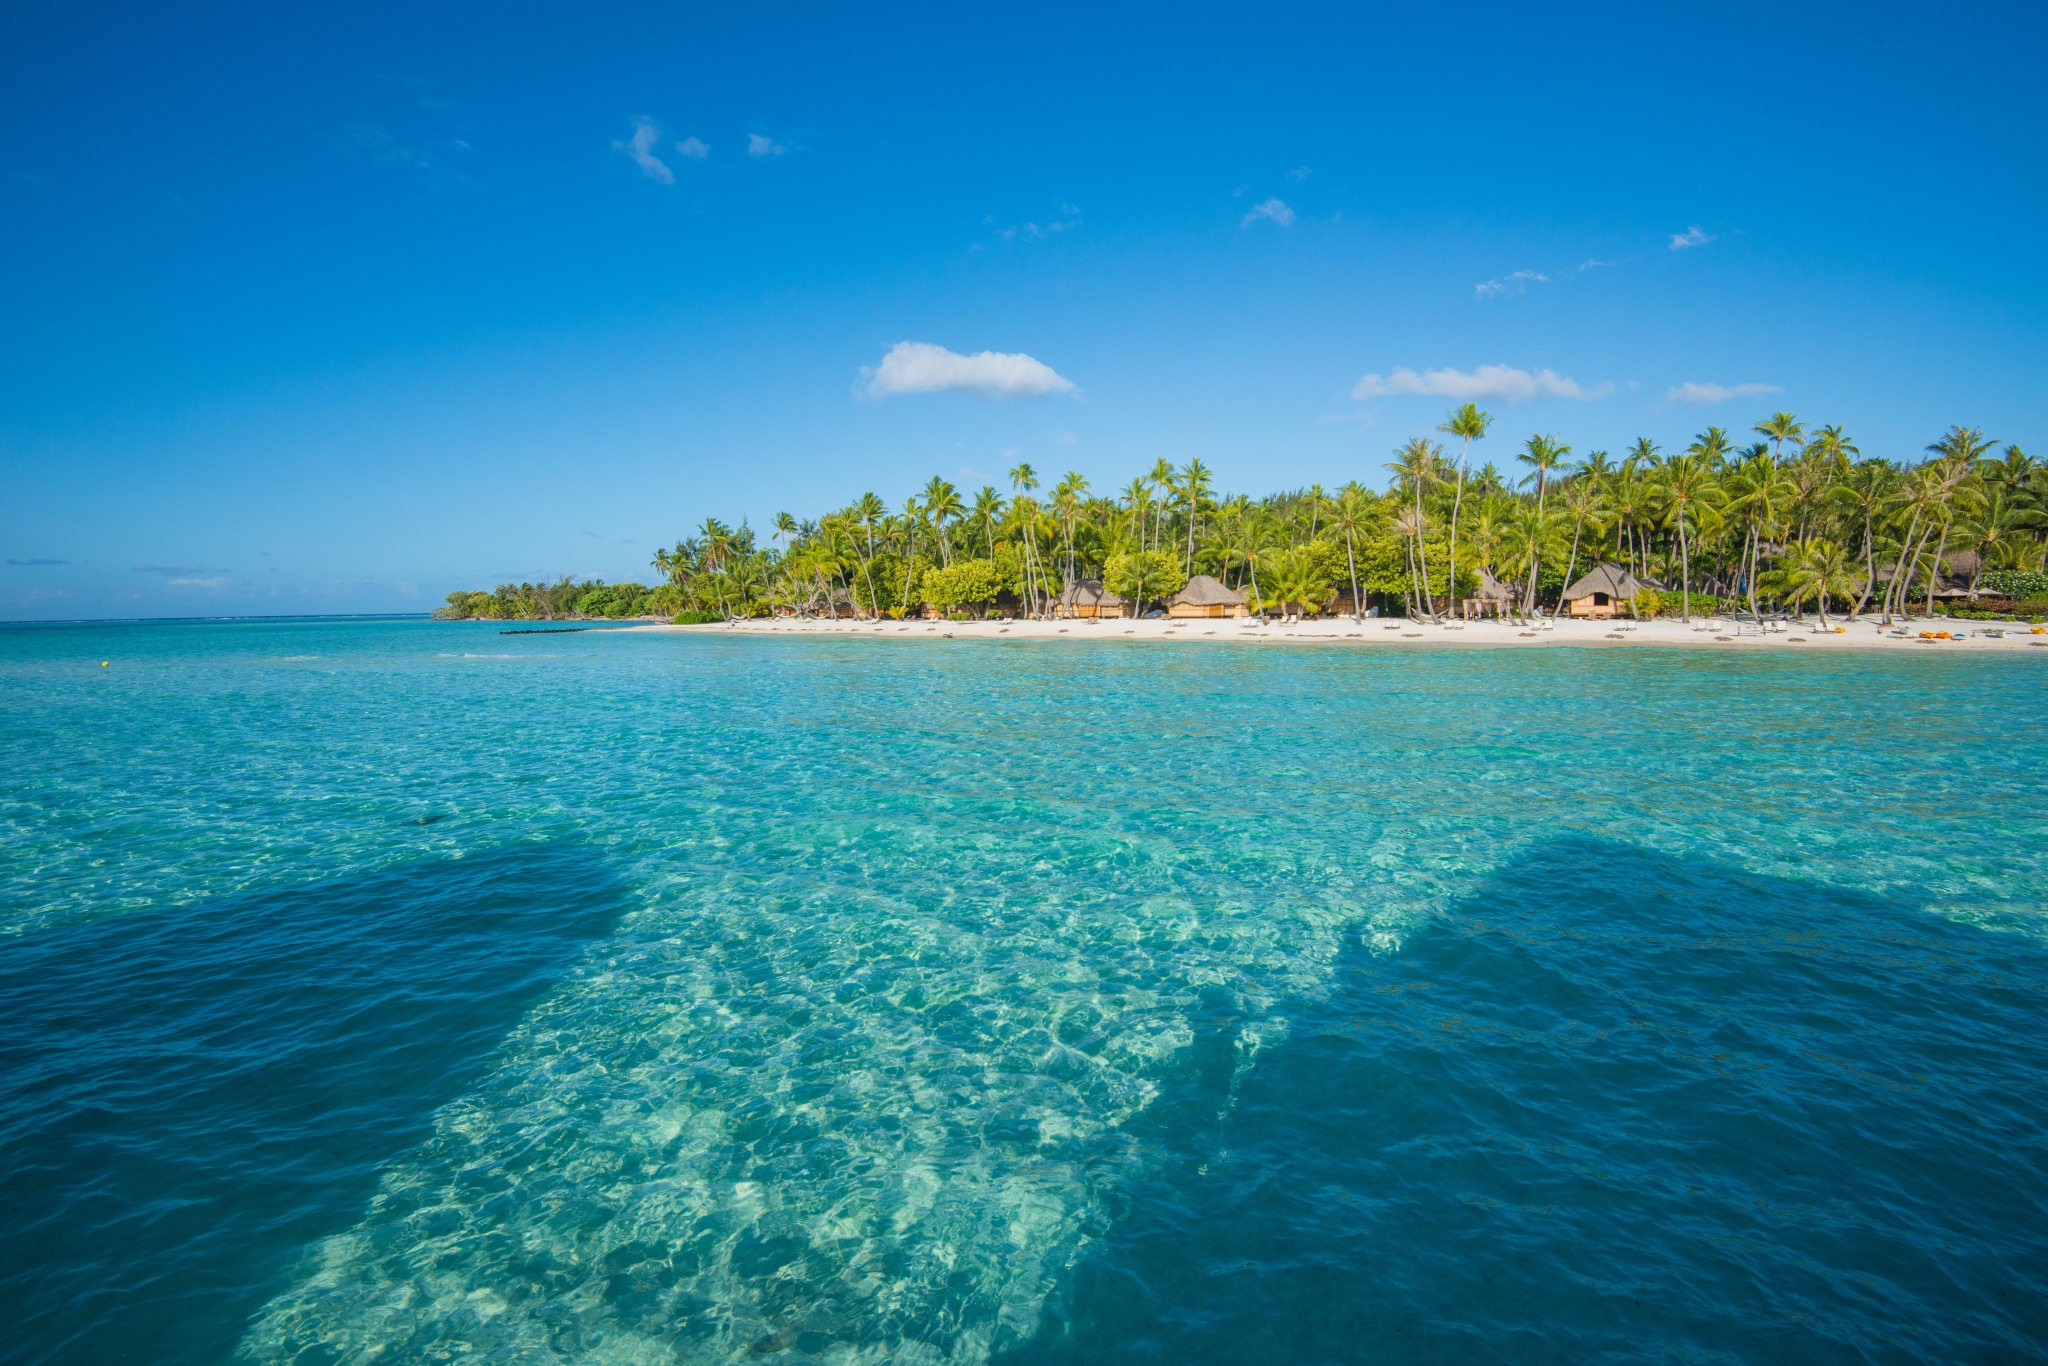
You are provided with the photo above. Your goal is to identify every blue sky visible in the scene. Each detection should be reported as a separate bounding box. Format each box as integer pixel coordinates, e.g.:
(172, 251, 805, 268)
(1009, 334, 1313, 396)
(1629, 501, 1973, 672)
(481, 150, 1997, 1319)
(3, 0, 2043, 619)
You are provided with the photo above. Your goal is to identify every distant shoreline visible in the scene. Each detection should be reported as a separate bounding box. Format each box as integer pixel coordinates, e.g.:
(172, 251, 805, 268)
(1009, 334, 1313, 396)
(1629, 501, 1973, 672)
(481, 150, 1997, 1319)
(626, 615, 2048, 654)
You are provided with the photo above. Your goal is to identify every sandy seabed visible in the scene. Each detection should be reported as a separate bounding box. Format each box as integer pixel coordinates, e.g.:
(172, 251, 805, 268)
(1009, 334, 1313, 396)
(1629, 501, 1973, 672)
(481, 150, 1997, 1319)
(629, 614, 2048, 654)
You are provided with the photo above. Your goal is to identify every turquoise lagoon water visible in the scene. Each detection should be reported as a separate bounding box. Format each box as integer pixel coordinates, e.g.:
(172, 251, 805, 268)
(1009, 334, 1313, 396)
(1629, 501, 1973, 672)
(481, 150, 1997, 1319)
(3, 616, 2046, 1364)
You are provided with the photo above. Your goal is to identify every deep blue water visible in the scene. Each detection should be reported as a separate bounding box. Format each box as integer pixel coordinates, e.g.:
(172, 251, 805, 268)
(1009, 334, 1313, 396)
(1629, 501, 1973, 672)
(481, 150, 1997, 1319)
(2, 617, 2045, 1364)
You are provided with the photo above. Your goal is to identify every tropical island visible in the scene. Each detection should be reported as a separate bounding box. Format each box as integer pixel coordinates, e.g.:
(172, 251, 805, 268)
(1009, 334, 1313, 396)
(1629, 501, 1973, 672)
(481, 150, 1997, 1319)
(437, 412, 2048, 631)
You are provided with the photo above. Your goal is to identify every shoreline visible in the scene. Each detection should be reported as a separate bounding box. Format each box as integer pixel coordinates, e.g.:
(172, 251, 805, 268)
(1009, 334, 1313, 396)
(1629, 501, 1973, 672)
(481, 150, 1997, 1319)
(624, 614, 2048, 653)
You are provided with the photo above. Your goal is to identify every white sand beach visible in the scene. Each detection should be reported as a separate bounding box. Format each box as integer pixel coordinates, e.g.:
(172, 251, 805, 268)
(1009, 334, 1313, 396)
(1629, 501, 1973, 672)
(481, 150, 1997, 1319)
(631, 614, 2048, 653)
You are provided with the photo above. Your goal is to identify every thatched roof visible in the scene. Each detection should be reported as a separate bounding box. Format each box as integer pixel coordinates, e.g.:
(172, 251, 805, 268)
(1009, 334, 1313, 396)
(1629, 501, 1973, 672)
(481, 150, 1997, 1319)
(1167, 574, 1245, 607)
(1470, 568, 1516, 602)
(1562, 563, 1643, 602)
(1058, 578, 1127, 607)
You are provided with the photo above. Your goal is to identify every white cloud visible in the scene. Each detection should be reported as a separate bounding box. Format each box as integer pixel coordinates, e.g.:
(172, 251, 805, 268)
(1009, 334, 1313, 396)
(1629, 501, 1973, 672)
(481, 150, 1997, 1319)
(675, 136, 708, 159)
(1578, 258, 1619, 271)
(1474, 269, 1550, 299)
(1241, 197, 1295, 227)
(614, 117, 673, 184)
(1352, 364, 1612, 402)
(1662, 381, 1782, 404)
(861, 342, 1078, 400)
(1669, 225, 1714, 250)
(1287, 165, 1312, 182)
(747, 133, 786, 157)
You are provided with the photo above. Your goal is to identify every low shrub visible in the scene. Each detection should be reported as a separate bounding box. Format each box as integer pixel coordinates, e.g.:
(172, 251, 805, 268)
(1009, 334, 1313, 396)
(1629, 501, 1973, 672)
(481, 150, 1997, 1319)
(672, 610, 722, 624)
(1980, 570, 2048, 598)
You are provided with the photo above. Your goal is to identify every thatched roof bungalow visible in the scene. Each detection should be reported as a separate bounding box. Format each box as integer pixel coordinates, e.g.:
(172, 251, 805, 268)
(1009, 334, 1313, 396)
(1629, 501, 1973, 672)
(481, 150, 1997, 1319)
(1462, 569, 1517, 618)
(1056, 579, 1129, 619)
(1561, 563, 1642, 619)
(1165, 574, 1248, 618)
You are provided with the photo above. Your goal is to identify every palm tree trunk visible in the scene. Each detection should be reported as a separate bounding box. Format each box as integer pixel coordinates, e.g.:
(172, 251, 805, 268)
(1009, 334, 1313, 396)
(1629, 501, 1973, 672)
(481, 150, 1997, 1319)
(1850, 508, 1876, 618)
(1447, 438, 1469, 621)
(1883, 506, 1923, 620)
(1745, 526, 1762, 624)
(1677, 512, 1692, 621)
(1560, 519, 1583, 614)
(1344, 528, 1361, 620)
(1894, 522, 1933, 620)
(1412, 491, 1435, 621)
(1924, 527, 1950, 618)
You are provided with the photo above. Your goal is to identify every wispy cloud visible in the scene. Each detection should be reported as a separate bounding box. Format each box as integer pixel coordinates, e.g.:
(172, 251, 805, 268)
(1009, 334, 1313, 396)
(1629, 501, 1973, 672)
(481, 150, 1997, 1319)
(333, 123, 472, 184)
(1353, 364, 1612, 402)
(862, 342, 1078, 400)
(1663, 381, 1781, 405)
(676, 136, 709, 159)
(747, 133, 786, 158)
(1241, 197, 1295, 228)
(132, 563, 228, 587)
(1054, 429, 1077, 445)
(614, 117, 673, 183)
(1474, 270, 1550, 299)
(991, 203, 1082, 242)
(1578, 258, 1620, 271)
(6, 557, 67, 566)
(1669, 225, 1714, 250)
(1287, 165, 1312, 183)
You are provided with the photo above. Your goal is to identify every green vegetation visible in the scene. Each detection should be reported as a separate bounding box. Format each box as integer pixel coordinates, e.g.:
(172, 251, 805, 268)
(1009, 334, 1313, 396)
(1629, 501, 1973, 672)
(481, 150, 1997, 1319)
(439, 417, 2045, 626)
(438, 579, 681, 621)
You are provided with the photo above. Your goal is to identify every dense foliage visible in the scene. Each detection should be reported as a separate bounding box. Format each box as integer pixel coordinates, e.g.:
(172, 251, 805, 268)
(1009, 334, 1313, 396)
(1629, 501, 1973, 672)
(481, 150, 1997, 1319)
(438, 579, 679, 621)
(442, 415, 2041, 625)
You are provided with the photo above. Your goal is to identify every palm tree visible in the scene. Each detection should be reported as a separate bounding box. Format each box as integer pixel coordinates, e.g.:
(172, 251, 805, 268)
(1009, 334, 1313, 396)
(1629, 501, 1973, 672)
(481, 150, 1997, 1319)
(1793, 425, 1857, 542)
(1120, 476, 1152, 548)
(922, 477, 963, 566)
(1607, 463, 1653, 579)
(1518, 434, 1571, 513)
(1954, 484, 2032, 588)
(850, 492, 886, 615)
(1754, 412, 1806, 462)
(1766, 540, 1857, 626)
(1504, 501, 1565, 620)
(1388, 437, 1443, 619)
(1179, 459, 1214, 575)
(1008, 464, 1043, 615)
(1263, 545, 1335, 618)
(1147, 457, 1176, 552)
(1827, 460, 1896, 618)
(773, 511, 797, 553)
(1885, 429, 1993, 619)
(1392, 506, 1426, 617)
(1723, 449, 1794, 621)
(1554, 476, 1609, 611)
(971, 486, 1006, 558)
(1514, 435, 1570, 612)
(1438, 403, 1494, 615)
(1054, 471, 1088, 586)
(898, 496, 928, 613)
(1218, 509, 1279, 616)
(1327, 486, 1374, 617)
(1655, 451, 1722, 621)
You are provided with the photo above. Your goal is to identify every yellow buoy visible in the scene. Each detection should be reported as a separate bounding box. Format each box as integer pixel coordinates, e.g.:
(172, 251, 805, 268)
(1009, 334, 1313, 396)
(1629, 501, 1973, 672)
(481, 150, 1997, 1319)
(101, 661, 108, 667)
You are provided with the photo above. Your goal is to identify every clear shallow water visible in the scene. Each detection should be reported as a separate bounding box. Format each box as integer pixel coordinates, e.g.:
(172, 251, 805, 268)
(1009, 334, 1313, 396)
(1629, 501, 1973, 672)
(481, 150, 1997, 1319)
(2, 617, 2045, 1364)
